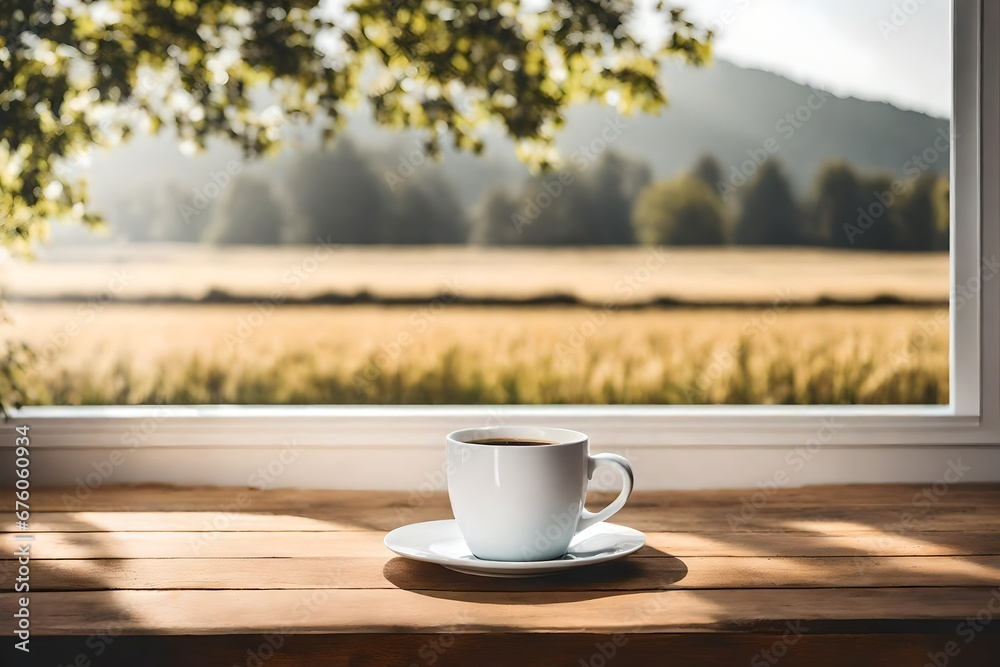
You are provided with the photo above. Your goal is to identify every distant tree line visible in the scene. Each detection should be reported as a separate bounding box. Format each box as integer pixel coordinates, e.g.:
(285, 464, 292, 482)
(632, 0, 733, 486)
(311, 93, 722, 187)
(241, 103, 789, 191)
(631, 155, 948, 251)
(104, 142, 949, 251)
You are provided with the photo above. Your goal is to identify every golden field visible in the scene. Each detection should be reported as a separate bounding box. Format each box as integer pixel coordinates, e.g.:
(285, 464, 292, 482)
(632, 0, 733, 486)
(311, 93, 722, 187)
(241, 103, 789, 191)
(4, 244, 949, 304)
(5, 246, 950, 406)
(14, 303, 948, 406)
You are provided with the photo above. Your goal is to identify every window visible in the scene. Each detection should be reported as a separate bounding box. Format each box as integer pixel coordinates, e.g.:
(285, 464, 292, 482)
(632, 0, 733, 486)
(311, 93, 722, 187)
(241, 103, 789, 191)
(9, 0, 999, 488)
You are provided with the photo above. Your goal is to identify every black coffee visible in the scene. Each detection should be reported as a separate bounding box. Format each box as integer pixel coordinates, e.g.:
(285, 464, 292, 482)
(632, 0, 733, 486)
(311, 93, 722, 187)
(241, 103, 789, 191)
(467, 438, 557, 446)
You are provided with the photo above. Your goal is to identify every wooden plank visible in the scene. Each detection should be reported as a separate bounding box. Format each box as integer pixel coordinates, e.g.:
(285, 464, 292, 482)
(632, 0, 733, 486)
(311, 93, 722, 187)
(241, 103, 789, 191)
(7, 504, 999, 533)
(4, 587, 999, 635)
(8, 633, 1000, 667)
(3, 483, 999, 662)
(1, 512, 357, 533)
(5, 530, 999, 559)
(4, 555, 999, 592)
(14, 484, 1000, 512)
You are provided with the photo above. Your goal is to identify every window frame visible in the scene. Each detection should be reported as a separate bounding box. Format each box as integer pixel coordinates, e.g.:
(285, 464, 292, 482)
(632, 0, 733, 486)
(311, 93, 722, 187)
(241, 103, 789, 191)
(10, 0, 1000, 488)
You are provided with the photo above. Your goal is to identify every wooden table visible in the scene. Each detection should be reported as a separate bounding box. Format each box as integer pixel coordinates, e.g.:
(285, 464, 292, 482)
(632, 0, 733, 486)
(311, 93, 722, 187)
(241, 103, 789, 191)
(3, 484, 1000, 666)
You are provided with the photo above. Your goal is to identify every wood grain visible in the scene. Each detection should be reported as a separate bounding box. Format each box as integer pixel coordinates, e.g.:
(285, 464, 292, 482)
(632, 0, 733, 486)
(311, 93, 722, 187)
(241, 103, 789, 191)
(4, 530, 999, 559)
(3, 587, 1000, 635)
(4, 483, 999, 665)
(4, 555, 999, 592)
(6, 504, 997, 533)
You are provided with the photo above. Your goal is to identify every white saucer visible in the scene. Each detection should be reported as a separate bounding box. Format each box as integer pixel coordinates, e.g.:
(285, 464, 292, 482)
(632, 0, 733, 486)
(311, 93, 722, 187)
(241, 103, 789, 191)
(384, 520, 646, 577)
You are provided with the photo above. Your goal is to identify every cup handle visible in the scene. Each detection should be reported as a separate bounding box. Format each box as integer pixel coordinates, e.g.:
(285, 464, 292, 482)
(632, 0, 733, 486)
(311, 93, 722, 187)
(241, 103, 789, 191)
(576, 453, 634, 533)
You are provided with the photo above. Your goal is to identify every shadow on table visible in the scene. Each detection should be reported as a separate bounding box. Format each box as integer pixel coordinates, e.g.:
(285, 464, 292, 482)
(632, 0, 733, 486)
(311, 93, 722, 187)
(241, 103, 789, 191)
(0, 515, 144, 667)
(382, 547, 687, 604)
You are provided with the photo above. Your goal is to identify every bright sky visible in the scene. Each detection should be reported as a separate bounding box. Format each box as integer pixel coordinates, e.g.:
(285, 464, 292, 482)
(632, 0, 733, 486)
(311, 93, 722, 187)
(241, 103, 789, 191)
(656, 0, 952, 117)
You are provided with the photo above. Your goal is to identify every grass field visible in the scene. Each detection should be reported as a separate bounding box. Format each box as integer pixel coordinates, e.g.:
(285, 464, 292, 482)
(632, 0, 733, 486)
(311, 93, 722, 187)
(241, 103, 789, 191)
(15, 303, 948, 406)
(6, 246, 949, 406)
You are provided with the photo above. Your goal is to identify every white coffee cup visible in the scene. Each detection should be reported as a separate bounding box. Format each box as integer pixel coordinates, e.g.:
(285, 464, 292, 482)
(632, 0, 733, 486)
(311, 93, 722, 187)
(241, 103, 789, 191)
(446, 426, 634, 561)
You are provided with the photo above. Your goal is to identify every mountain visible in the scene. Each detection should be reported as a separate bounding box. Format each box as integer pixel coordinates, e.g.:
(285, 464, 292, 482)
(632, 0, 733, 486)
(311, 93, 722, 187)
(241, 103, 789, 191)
(554, 59, 949, 191)
(350, 58, 950, 200)
(333, 58, 950, 200)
